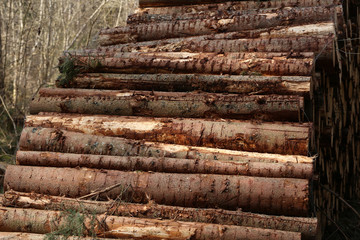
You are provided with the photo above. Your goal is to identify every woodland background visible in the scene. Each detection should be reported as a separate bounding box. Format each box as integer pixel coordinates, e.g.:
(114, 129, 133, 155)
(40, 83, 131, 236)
(0, 0, 137, 167)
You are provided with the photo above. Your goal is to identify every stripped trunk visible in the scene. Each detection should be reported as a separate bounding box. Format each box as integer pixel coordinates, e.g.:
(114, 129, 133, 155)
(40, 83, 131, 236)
(3, 191, 318, 239)
(98, 6, 341, 44)
(57, 73, 311, 96)
(62, 52, 314, 76)
(25, 114, 311, 155)
(15, 151, 313, 179)
(4, 165, 310, 216)
(19, 127, 314, 164)
(30, 89, 305, 121)
(138, 0, 340, 8)
(0, 207, 301, 240)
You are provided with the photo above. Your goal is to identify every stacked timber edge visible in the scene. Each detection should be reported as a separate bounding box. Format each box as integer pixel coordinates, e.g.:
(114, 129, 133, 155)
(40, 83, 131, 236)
(0, 0, 347, 239)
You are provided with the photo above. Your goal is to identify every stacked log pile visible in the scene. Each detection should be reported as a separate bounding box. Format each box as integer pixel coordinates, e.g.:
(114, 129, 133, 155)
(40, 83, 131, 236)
(1, 0, 346, 239)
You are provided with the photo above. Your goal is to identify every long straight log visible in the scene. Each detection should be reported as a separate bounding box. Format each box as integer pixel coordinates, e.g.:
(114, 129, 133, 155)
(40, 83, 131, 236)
(97, 22, 335, 47)
(0, 207, 301, 240)
(4, 165, 310, 216)
(0, 233, 116, 240)
(57, 73, 311, 96)
(138, 0, 340, 8)
(30, 89, 305, 121)
(3, 191, 318, 239)
(15, 151, 313, 179)
(128, 6, 342, 24)
(25, 114, 311, 155)
(64, 52, 314, 76)
(19, 127, 315, 164)
(98, 6, 341, 44)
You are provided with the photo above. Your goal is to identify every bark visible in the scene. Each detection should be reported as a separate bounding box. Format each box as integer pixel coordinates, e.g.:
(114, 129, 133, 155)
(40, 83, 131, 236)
(98, 6, 342, 44)
(30, 89, 305, 122)
(19, 127, 314, 164)
(0, 207, 301, 240)
(57, 73, 311, 96)
(128, 6, 342, 24)
(138, 0, 340, 8)
(63, 52, 314, 76)
(3, 191, 318, 239)
(25, 113, 311, 155)
(15, 151, 313, 179)
(134, 0, 342, 16)
(4, 165, 310, 216)
(97, 22, 335, 47)
(0, 233, 116, 240)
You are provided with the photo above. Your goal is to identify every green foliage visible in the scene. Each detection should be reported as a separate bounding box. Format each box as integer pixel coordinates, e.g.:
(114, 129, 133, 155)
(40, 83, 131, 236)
(45, 209, 97, 240)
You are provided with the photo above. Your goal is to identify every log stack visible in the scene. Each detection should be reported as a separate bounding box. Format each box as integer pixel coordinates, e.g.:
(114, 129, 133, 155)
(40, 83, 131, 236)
(1, 0, 347, 239)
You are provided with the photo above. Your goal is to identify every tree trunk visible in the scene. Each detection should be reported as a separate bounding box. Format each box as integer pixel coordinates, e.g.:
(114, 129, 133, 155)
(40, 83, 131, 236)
(25, 114, 311, 155)
(30, 89, 305, 122)
(0, 207, 301, 240)
(15, 151, 313, 179)
(98, 6, 341, 44)
(138, 0, 340, 8)
(136, 0, 341, 16)
(19, 127, 314, 164)
(4, 165, 310, 216)
(3, 191, 318, 239)
(79, 35, 334, 57)
(0, 233, 116, 240)
(57, 73, 311, 96)
(63, 52, 314, 76)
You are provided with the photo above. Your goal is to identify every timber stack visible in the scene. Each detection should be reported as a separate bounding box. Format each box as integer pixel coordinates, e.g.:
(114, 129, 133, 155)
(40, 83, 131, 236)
(0, 0, 346, 239)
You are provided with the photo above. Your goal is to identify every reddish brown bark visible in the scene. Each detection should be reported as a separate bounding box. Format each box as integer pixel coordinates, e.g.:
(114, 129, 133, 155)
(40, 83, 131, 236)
(0, 207, 301, 240)
(63, 52, 314, 76)
(30, 89, 305, 122)
(3, 191, 318, 239)
(25, 114, 311, 155)
(19, 127, 314, 165)
(138, 0, 340, 8)
(57, 73, 311, 96)
(0, 233, 115, 240)
(15, 151, 313, 179)
(98, 6, 341, 44)
(4, 165, 310, 216)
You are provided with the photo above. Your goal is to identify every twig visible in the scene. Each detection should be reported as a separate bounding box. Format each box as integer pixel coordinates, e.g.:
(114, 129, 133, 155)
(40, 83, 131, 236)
(0, 95, 18, 137)
(78, 183, 123, 200)
(315, 205, 349, 240)
(320, 184, 360, 220)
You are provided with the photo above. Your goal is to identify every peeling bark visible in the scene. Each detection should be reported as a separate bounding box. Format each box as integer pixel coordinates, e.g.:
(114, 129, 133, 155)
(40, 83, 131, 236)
(3, 191, 318, 239)
(57, 73, 311, 96)
(63, 52, 314, 76)
(19, 127, 314, 164)
(25, 114, 311, 155)
(98, 6, 341, 44)
(0, 233, 116, 240)
(15, 151, 313, 179)
(4, 166, 310, 216)
(0, 207, 301, 240)
(30, 89, 305, 121)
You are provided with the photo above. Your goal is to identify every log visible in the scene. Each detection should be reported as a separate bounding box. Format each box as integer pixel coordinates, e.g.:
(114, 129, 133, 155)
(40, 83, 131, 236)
(19, 127, 315, 164)
(0, 233, 116, 240)
(25, 113, 311, 155)
(136, 0, 341, 15)
(4, 165, 310, 216)
(97, 22, 335, 47)
(3, 191, 319, 239)
(15, 151, 313, 179)
(128, 6, 342, 24)
(62, 52, 314, 76)
(57, 73, 311, 96)
(98, 6, 342, 44)
(30, 89, 305, 122)
(0, 207, 301, 240)
(138, 0, 340, 8)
